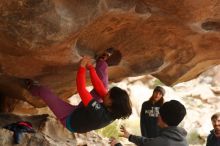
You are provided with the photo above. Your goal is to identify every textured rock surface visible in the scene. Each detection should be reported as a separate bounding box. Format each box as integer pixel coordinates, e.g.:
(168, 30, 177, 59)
(0, 0, 220, 107)
(0, 113, 109, 146)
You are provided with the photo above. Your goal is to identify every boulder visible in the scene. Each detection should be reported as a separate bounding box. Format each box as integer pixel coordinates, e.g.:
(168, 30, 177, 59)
(0, 0, 220, 108)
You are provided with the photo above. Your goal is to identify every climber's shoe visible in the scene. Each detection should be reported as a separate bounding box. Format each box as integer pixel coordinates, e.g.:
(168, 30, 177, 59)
(21, 79, 40, 89)
(96, 47, 115, 61)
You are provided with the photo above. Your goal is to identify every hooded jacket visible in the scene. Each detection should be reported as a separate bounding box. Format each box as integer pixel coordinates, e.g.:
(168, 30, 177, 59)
(140, 101, 162, 138)
(115, 127, 188, 146)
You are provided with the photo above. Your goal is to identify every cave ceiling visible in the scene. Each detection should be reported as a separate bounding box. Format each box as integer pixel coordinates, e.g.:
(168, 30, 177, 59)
(0, 0, 219, 107)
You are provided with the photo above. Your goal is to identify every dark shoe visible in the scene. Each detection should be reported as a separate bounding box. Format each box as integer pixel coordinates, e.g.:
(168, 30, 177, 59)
(21, 79, 40, 89)
(103, 47, 115, 58)
(96, 47, 115, 61)
(106, 49, 122, 66)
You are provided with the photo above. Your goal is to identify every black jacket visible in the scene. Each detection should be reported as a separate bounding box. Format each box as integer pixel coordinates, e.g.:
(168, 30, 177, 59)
(140, 101, 161, 138)
(66, 99, 113, 133)
(206, 130, 220, 146)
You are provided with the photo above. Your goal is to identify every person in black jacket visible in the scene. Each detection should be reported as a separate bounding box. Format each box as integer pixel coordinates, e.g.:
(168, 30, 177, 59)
(140, 86, 165, 138)
(206, 112, 220, 146)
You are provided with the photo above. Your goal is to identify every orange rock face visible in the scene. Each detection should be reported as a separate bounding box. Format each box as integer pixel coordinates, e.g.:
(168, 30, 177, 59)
(0, 0, 220, 108)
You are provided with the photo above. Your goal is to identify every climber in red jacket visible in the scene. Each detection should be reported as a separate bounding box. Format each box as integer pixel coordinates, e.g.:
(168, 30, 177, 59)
(25, 48, 132, 133)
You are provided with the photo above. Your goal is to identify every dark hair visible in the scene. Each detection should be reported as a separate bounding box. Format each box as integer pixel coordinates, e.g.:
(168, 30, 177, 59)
(149, 86, 165, 106)
(211, 112, 220, 121)
(159, 100, 186, 126)
(153, 86, 165, 96)
(109, 87, 132, 119)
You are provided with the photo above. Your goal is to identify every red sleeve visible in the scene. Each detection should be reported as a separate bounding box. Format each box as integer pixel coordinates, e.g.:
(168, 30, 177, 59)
(76, 67, 93, 106)
(88, 65, 108, 98)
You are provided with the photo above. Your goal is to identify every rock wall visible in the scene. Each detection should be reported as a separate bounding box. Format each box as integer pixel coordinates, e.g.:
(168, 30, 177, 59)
(0, 0, 220, 108)
(0, 113, 109, 146)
